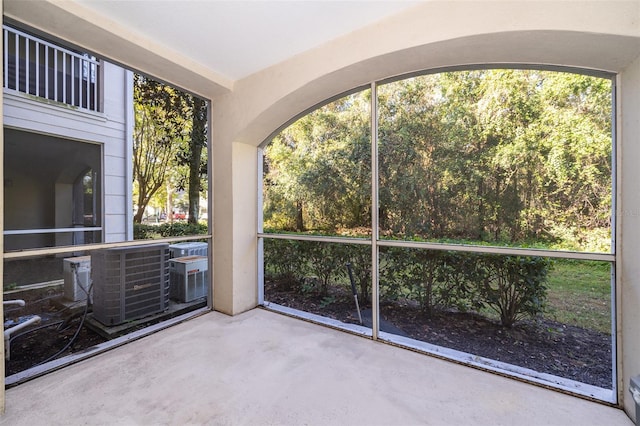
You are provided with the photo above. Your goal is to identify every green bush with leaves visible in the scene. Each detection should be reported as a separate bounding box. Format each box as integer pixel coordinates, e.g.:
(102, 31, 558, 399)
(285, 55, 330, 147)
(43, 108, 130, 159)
(381, 248, 477, 315)
(264, 238, 550, 327)
(158, 222, 208, 237)
(264, 240, 359, 296)
(134, 222, 208, 240)
(133, 223, 159, 240)
(474, 254, 551, 327)
(263, 239, 306, 289)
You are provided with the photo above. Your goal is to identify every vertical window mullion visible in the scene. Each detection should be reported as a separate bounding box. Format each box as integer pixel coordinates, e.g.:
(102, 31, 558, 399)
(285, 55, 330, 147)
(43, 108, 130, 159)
(258, 148, 265, 306)
(610, 76, 619, 399)
(371, 82, 380, 340)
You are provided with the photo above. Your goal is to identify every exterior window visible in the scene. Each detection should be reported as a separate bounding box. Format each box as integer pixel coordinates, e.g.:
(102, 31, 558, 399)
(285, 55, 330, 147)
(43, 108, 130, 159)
(3, 128, 102, 251)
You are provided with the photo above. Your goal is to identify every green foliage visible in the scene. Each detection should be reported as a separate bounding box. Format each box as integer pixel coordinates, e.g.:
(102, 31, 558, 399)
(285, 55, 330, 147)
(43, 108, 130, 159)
(262, 68, 608, 328)
(264, 240, 354, 296)
(474, 254, 550, 327)
(133, 223, 159, 240)
(265, 239, 550, 327)
(133, 75, 190, 223)
(157, 222, 208, 237)
(133, 222, 207, 240)
(381, 248, 476, 315)
(263, 91, 371, 232)
(133, 74, 208, 225)
(263, 69, 612, 252)
(263, 239, 306, 289)
(337, 244, 371, 303)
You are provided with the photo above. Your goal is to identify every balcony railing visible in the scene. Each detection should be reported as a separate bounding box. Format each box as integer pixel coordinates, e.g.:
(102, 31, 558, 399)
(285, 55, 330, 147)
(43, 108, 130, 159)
(3, 25, 101, 113)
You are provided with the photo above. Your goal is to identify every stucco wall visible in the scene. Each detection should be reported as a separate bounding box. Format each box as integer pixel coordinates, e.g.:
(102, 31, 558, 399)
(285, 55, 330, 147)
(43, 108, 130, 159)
(620, 54, 640, 420)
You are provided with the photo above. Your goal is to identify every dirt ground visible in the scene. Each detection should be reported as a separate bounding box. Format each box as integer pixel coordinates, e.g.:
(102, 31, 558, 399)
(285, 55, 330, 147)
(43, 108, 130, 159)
(265, 280, 612, 389)
(4, 296, 106, 376)
(3, 287, 205, 377)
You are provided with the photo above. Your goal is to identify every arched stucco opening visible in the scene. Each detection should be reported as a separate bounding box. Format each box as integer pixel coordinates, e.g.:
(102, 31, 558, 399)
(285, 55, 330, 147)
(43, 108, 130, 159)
(231, 30, 640, 148)
(213, 28, 640, 418)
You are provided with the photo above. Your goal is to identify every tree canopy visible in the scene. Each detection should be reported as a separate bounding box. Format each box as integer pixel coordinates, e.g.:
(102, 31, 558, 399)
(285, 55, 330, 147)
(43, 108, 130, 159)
(263, 69, 612, 252)
(132, 75, 208, 224)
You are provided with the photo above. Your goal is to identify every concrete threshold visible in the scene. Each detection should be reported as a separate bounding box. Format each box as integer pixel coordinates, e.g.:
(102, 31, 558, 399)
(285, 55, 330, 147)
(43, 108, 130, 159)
(1, 308, 632, 425)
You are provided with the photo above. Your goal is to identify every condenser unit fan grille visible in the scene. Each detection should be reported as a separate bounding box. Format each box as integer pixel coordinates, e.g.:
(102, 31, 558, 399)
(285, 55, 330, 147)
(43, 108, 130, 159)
(92, 243, 170, 326)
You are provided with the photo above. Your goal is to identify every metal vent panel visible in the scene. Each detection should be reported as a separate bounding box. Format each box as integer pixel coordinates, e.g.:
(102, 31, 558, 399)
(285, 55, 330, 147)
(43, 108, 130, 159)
(92, 243, 170, 326)
(169, 256, 208, 303)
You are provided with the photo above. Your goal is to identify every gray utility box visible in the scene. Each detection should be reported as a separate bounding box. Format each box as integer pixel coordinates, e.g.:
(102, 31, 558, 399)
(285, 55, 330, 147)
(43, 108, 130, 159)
(63, 256, 92, 302)
(169, 255, 208, 303)
(91, 243, 170, 326)
(169, 242, 208, 258)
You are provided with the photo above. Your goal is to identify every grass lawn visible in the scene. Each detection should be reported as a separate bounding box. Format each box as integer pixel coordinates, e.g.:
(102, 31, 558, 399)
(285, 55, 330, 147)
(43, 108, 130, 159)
(544, 259, 611, 334)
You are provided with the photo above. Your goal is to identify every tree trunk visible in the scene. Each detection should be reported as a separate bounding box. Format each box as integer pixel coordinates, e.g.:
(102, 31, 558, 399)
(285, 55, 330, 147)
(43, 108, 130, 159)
(188, 98, 207, 224)
(296, 200, 305, 231)
(134, 190, 147, 223)
(166, 180, 174, 222)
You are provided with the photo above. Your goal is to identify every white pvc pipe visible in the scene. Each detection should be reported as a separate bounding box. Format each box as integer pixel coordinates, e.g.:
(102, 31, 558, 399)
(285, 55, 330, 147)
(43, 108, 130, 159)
(3, 300, 25, 307)
(4, 315, 41, 361)
(4, 315, 41, 341)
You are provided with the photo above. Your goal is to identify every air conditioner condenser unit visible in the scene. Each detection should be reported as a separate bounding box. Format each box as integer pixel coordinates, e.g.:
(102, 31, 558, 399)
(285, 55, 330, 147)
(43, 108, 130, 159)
(169, 255, 208, 303)
(169, 242, 208, 258)
(91, 243, 170, 326)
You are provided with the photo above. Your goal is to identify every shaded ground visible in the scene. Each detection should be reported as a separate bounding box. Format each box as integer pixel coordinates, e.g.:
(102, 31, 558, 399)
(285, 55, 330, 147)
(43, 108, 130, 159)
(4, 285, 206, 377)
(4, 291, 106, 376)
(265, 280, 612, 389)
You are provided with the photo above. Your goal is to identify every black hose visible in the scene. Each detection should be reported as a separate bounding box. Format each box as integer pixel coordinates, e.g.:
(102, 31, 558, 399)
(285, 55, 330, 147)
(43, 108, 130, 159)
(36, 300, 89, 366)
(36, 282, 93, 366)
(8, 320, 65, 343)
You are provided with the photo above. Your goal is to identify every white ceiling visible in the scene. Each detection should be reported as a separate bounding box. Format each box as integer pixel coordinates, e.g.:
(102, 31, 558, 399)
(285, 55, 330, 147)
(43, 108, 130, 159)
(76, 0, 418, 81)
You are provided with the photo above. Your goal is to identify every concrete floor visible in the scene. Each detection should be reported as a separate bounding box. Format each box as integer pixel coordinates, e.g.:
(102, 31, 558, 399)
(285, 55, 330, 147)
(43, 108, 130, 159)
(1, 308, 633, 425)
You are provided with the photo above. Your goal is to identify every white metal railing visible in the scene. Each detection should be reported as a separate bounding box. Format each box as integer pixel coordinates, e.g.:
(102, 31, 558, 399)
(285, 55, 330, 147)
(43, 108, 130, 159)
(3, 25, 101, 112)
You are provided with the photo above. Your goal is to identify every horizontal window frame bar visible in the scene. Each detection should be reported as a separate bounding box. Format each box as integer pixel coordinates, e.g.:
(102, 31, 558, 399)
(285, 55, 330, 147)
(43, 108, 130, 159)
(258, 233, 370, 246)
(4, 227, 102, 235)
(259, 233, 614, 262)
(378, 239, 615, 262)
(4, 235, 212, 260)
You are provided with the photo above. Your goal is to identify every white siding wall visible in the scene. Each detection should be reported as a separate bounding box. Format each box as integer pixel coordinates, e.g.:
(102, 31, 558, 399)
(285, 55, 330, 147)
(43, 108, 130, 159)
(3, 61, 132, 243)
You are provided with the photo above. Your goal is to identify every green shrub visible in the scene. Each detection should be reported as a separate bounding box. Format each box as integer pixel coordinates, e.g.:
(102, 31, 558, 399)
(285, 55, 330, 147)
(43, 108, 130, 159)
(158, 222, 208, 237)
(263, 239, 306, 289)
(381, 248, 475, 315)
(337, 244, 371, 303)
(474, 254, 550, 327)
(297, 241, 349, 295)
(133, 223, 159, 240)
(134, 222, 207, 239)
(264, 238, 550, 328)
